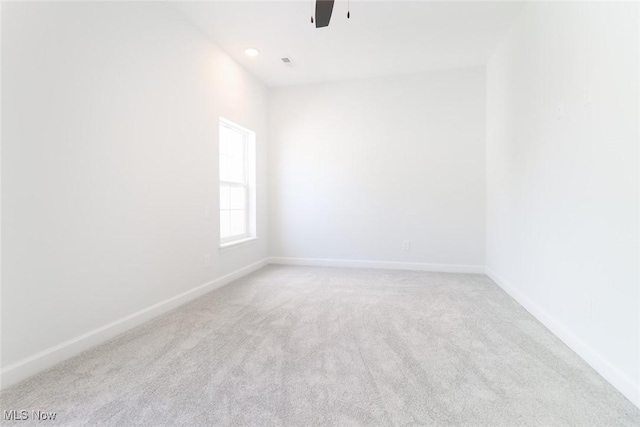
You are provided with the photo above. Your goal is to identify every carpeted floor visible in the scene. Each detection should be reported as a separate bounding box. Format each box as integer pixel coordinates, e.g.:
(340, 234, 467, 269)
(1, 265, 638, 426)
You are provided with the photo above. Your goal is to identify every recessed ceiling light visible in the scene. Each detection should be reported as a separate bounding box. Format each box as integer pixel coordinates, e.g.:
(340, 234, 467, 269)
(245, 48, 259, 57)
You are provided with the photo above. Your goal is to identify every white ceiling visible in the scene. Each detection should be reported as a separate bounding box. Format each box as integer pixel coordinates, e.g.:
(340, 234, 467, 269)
(174, 1, 524, 87)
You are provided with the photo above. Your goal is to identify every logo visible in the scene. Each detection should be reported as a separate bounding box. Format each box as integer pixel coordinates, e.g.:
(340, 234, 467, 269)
(3, 410, 57, 421)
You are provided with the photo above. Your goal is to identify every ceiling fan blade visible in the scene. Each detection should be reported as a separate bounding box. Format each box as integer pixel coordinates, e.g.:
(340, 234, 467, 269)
(315, 0, 335, 28)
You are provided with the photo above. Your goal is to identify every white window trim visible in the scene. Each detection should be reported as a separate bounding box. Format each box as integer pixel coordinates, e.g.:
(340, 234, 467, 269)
(219, 117, 257, 248)
(219, 181, 249, 245)
(219, 236, 259, 252)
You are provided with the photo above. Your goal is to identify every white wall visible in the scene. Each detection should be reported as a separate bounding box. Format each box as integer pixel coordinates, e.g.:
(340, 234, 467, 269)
(1, 2, 268, 386)
(486, 2, 639, 406)
(269, 68, 485, 270)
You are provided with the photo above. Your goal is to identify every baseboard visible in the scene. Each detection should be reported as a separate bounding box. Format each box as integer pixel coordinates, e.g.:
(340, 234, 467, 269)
(4, 258, 636, 410)
(0, 258, 269, 391)
(485, 268, 640, 409)
(269, 256, 485, 274)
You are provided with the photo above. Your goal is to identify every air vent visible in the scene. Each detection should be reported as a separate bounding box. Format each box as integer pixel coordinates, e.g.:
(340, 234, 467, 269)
(281, 57, 292, 64)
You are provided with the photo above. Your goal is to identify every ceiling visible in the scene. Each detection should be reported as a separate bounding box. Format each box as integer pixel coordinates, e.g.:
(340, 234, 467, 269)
(173, 1, 524, 87)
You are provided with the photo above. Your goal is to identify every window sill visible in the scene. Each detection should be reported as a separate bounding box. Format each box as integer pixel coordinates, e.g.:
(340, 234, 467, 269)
(219, 237, 259, 252)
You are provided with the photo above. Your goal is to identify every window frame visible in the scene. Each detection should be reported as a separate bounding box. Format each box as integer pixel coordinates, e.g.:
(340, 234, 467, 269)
(219, 117, 257, 248)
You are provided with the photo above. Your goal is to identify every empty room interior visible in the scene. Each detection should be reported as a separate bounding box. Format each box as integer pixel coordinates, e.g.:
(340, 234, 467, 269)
(1, 0, 639, 425)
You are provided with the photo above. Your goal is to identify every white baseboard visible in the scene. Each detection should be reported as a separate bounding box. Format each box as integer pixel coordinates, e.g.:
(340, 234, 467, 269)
(269, 256, 485, 274)
(0, 258, 269, 390)
(3, 258, 637, 411)
(485, 268, 640, 409)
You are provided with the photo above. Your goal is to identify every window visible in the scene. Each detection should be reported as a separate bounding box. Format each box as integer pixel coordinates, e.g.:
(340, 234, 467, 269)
(219, 118, 256, 247)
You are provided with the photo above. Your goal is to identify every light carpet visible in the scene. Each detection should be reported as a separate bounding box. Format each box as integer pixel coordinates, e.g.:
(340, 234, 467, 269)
(1, 265, 638, 426)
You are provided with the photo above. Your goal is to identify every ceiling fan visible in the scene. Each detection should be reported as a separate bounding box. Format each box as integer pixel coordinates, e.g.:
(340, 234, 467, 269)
(311, 0, 350, 28)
